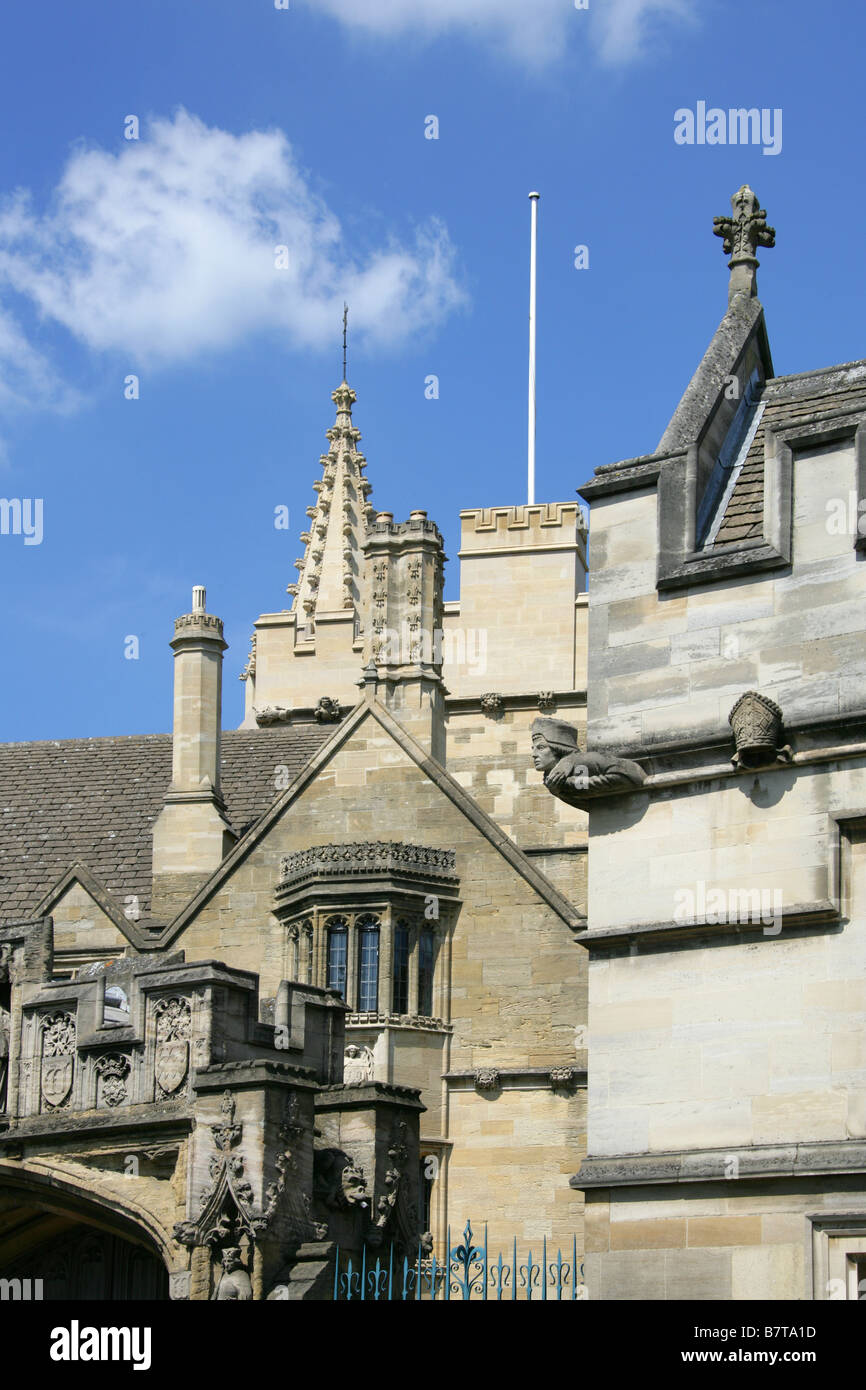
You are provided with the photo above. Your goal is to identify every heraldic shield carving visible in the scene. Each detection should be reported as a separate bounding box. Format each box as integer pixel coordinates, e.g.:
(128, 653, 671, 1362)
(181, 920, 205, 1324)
(41, 1012, 75, 1109)
(154, 996, 191, 1096)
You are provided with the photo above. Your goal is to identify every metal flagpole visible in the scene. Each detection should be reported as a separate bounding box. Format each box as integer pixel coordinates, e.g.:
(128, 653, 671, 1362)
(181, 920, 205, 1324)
(528, 192, 540, 505)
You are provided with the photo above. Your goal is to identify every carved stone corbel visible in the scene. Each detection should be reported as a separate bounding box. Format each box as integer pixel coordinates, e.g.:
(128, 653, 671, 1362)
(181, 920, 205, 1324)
(531, 716, 646, 810)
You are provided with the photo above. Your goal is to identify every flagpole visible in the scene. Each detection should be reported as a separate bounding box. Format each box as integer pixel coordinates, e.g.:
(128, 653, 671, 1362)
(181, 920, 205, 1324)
(528, 192, 540, 505)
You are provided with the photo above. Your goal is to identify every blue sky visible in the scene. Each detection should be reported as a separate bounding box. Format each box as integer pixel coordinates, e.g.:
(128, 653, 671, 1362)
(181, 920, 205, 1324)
(0, 0, 862, 741)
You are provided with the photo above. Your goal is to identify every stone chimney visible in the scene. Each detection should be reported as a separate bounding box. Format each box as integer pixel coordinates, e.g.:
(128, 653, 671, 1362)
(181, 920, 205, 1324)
(361, 510, 447, 762)
(152, 586, 236, 918)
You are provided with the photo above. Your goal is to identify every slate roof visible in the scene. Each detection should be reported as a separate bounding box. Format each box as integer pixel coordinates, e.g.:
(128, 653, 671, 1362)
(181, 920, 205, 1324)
(712, 362, 866, 547)
(0, 726, 333, 926)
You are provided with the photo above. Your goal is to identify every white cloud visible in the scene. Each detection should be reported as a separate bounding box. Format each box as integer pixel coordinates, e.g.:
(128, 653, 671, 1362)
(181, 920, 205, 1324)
(296, 0, 697, 66)
(591, 0, 697, 65)
(0, 304, 74, 412)
(0, 110, 466, 371)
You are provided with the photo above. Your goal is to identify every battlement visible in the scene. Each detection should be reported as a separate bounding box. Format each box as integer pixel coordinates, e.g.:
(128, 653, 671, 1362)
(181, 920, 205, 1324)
(459, 502, 587, 556)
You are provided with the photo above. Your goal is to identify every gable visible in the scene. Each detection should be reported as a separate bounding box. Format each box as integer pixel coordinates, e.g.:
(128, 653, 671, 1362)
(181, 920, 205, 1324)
(166, 699, 583, 986)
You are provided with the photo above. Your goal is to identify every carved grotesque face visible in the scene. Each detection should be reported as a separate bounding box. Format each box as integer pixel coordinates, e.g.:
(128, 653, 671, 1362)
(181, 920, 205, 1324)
(531, 732, 559, 773)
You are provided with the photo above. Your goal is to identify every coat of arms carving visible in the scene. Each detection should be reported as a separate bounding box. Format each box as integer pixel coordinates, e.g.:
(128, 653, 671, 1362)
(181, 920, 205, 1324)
(95, 1052, 131, 1108)
(41, 1012, 75, 1109)
(154, 996, 191, 1096)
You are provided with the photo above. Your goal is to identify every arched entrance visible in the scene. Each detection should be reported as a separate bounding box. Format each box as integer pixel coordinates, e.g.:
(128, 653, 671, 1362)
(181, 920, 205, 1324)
(0, 1192, 169, 1299)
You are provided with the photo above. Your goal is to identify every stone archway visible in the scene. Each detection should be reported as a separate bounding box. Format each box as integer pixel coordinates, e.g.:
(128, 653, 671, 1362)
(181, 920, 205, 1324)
(0, 1190, 169, 1300)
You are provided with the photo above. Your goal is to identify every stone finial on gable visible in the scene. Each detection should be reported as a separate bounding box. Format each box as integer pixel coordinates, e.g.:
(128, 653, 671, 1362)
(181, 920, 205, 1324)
(713, 185, 776, 304)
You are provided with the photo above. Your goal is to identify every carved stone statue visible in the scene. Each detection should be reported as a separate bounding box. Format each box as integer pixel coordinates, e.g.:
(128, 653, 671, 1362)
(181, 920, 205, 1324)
(530, 716, 647, 810)
(343, 1043, 375, 1084)
(213, 1247, 253, 1300)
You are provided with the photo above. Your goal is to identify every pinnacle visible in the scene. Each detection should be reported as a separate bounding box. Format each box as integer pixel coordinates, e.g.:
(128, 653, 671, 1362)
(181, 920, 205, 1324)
(287, 379, 376, 622)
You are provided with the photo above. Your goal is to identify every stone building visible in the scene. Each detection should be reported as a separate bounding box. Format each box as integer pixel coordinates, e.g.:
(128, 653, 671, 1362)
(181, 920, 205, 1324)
(0, 361, 589, 1296)
(4, 180, 860, 1302)
(567, 185, 866, 1300)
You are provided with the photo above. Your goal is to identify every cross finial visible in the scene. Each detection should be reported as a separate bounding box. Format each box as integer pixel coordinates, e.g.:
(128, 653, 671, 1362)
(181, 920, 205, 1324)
(342, 303, 348, 382)
(713, 185, 776, 305)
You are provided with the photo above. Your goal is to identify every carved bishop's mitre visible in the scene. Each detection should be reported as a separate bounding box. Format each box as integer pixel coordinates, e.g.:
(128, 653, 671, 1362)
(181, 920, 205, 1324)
(729, 690, 787, 768)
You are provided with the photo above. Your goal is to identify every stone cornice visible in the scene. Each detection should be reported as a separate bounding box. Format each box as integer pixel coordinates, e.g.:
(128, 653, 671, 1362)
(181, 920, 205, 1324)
(444, 1066, 587, 1093)
(572, 1140, 866, 1190)
(346, 1012, 451, 1033)
(279, 841, 457, 891)
(314, 1082, 425, 1113)
(446, 691, 586, 716)
(586, 710, 866, 796)
(0, 1105, 191, 1146)
(575, 900, 840, 953)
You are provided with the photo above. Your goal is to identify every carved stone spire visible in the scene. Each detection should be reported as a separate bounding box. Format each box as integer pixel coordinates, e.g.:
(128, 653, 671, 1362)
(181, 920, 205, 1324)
(713, 185, 776, 305)
(287, 378, 375, 624)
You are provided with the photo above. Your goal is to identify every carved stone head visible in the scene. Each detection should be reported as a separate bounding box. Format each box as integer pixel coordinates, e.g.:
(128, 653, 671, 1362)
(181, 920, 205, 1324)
(531, 716, 579, 772)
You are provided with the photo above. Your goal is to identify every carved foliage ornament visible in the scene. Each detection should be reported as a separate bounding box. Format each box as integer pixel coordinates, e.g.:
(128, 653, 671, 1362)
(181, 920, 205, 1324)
(174, 1090, 265, 1251)
(713, 184, 775, 266)
(373, 1120, 420, 1249)
(479, 692, 504, 715)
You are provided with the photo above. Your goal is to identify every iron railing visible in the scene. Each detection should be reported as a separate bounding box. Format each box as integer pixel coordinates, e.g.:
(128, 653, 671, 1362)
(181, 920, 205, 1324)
(334, 1222, 587, 1301)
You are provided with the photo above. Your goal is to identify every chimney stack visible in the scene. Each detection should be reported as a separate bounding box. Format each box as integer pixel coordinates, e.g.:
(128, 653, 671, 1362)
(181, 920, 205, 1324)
(152, 587, 236, 918)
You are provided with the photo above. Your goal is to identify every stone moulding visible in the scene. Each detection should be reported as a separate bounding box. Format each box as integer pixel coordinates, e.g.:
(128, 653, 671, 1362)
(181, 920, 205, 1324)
(573, 899, 841, 954)
(346, 1011, 449, 1032)
(279, 841, 458, 890)
(444, 1066, 587, 1094)
(572, 1139, 866, 1190)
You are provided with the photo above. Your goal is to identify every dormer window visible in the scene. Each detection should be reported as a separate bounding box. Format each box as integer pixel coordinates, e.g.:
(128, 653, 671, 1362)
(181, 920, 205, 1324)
(696, 367, 764, 548)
